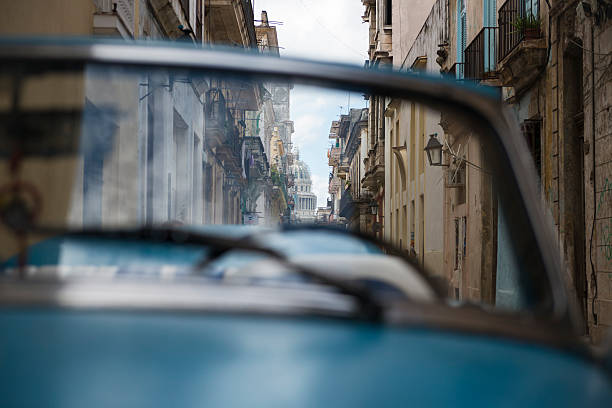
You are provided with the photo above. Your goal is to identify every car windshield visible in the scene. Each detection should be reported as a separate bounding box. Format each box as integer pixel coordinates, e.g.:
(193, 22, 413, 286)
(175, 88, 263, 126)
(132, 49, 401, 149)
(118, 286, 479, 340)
(2, 0, 581, 322)
(0, 43, 553, 315)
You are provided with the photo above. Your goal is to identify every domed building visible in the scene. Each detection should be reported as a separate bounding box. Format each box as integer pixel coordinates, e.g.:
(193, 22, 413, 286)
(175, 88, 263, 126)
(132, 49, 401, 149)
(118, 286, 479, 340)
(289, 157, 317, 223)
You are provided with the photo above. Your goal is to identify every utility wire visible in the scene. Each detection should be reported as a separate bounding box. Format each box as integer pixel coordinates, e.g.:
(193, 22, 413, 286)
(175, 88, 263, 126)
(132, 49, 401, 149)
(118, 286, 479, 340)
(570, 39, 612, 57)
(296, 0, 368, 59)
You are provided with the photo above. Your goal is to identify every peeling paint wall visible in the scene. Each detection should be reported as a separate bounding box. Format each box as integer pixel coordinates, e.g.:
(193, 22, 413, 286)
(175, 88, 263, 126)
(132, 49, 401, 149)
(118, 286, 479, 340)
(576, 4, 612, 343)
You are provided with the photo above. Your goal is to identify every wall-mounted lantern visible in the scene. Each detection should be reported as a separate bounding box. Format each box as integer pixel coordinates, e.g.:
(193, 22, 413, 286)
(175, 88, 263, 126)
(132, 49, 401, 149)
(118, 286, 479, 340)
(424, 133, 446, 167)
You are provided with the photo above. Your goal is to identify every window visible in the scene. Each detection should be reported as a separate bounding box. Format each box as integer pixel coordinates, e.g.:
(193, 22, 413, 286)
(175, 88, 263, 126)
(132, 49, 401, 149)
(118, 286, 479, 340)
(521, 119, 542, 179)
(384, 0, 392, 26)
(196, 0, 202, 41)
(419, 194, 424, 263)
(418, 108, 424, 174)
(457, 0, 467, 65)
(483, 0, 497, 73)
(483, 0, 495, 26)
(82, 99, 116, 226)
(410, 201, 415, 251)
(204, 164, 213, 223)
(410, 104, 416, 181)
(454, 218, 459, 268)
(402, 205, 407, 250)
(395, 208, 399, 246)
(454, 216, 467, 269)
(172, 109, 189, 221)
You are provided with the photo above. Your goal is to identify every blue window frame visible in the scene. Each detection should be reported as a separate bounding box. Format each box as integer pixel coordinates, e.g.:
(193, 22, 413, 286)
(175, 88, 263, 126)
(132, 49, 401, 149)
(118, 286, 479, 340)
(456, 0, 467, 79)
(483, 0, 497, 72)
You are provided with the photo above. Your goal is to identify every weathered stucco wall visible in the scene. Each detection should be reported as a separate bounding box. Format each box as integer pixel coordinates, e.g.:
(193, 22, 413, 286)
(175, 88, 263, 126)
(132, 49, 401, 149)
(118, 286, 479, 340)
(393, 0, 437, 68)
(576, 5, 612, 343)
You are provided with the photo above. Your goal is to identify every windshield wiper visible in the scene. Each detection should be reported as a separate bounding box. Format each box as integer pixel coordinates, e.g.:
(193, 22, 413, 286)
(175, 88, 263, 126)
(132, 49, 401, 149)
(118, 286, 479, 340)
(16, 225, 383, 321)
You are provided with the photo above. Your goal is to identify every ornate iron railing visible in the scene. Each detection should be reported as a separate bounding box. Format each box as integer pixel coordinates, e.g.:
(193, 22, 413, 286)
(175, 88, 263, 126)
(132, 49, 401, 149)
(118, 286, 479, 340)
(498, 0, 541, 63)
(464, 27, 498, 80)
(448, 62, 465, 80)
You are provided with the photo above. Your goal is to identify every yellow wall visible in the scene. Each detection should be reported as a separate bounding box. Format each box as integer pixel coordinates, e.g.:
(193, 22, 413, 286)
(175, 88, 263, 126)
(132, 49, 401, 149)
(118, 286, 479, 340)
(0, 1, 94, 36)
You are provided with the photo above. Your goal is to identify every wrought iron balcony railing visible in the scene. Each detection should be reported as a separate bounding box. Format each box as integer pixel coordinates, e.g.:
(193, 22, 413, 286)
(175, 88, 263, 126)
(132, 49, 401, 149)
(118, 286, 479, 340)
(498, 0, 541, 63)
(464, 27, 498, 81)
(448, 62, 465, 80)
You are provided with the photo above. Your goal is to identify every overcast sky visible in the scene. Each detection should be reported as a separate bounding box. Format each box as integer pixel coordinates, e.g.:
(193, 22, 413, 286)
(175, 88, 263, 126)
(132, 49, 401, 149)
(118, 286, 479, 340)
(253, 0, 368, 208)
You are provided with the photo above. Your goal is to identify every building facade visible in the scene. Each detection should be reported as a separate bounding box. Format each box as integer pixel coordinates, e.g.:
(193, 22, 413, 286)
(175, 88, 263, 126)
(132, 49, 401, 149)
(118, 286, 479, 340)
(328, 109, 372, 229)
(247, 11, 295, 226)
(443, 0, 611, 339)
(360, 0, 612, 341)
(342, 109, 370, 231)
(360, 0, 392, 239)
(388, 1, 446, 275)
(0, 1, 297, 231)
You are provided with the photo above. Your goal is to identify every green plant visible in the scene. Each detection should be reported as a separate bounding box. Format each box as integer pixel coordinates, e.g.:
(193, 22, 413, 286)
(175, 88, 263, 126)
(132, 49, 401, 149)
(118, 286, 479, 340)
(511, 13, 540, 33)
(270, 165, 281, 186)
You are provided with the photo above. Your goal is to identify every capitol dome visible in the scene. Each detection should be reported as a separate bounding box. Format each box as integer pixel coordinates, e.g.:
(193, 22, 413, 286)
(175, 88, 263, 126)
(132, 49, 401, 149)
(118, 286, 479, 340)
(290, 159, 311, 182)
(289, 158, 316, 223)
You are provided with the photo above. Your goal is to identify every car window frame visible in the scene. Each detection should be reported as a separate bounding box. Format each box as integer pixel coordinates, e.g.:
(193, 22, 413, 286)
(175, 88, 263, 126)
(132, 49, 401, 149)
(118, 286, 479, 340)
(0, 38, 576, 330)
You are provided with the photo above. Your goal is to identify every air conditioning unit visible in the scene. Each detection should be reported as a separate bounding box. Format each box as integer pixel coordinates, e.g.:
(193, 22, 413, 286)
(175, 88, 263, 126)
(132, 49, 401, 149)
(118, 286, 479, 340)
(446, 163, 465, 188)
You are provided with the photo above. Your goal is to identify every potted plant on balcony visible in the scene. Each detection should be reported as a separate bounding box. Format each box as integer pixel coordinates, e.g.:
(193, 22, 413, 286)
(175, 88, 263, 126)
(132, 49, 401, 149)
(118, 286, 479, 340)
(512, 13, 540, 39)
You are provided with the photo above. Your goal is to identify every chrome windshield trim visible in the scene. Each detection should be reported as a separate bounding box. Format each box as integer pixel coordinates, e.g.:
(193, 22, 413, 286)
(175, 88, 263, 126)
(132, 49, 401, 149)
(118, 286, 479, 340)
(0, 39, 571, 327)
(0, 279, 590, 361)
(0, 279, 357, 318)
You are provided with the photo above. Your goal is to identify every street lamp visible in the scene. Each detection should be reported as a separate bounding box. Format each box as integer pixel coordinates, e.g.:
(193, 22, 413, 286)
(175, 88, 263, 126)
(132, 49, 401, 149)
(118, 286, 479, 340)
(424, 133, 491, 174)
(368, 199, 378, 215)
(424, 133, 446, 167)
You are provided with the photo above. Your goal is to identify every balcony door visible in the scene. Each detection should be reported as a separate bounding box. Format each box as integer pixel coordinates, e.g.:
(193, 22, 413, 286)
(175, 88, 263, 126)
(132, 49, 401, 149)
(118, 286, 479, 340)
(525, 0, 538, 19)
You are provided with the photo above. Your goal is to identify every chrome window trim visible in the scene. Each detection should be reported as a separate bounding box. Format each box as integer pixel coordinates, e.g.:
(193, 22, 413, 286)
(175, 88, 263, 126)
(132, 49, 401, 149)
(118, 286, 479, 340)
(0, 279, 587, 358)
(0, 279, 357, 317)
(0, 39, 573, 328)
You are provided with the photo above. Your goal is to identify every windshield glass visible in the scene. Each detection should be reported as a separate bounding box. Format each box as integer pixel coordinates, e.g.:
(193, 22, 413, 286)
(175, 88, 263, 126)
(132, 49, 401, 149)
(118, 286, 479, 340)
(0, 51, 551, 314)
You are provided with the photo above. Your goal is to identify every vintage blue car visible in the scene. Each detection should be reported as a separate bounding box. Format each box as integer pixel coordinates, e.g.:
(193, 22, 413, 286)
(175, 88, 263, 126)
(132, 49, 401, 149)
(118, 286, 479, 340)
(0, 38, 610, 408)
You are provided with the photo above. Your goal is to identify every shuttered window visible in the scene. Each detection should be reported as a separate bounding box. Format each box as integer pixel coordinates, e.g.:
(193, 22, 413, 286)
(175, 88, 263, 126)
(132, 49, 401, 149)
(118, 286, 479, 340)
(457, 0, 467, 69)
(483, 0, 497, 72)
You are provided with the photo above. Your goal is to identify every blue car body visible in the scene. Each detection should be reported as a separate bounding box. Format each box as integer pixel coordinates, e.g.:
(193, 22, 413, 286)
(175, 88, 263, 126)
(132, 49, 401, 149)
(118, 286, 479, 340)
(1, 228, 610, 407)
(1, 309, 611, 407)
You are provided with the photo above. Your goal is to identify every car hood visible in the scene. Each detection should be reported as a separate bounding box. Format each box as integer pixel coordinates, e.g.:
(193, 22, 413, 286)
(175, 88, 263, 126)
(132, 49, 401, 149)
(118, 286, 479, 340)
(0, 309, 610, 407)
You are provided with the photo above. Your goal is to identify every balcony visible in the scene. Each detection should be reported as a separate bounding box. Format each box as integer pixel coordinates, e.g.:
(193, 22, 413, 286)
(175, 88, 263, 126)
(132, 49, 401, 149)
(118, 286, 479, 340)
(243, 136, 269, 179)
(496, 0, 546, 97)
(205, 89, 229, 148)
(339, 189, 355, 219)
(205, 89, 241, 173)
(464, 27, 498, 81)
(207, 0, 257, 47)
(149, 0, 191, 39)
(498, 0, 542, 62)
(328, 146, 341, 166)
(93, 0, 134, 39)
(337, 156, 350, 179)
(329, 176, 341, 194)
(329, 120, 340, 138)
(361, 142, 384, 189)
